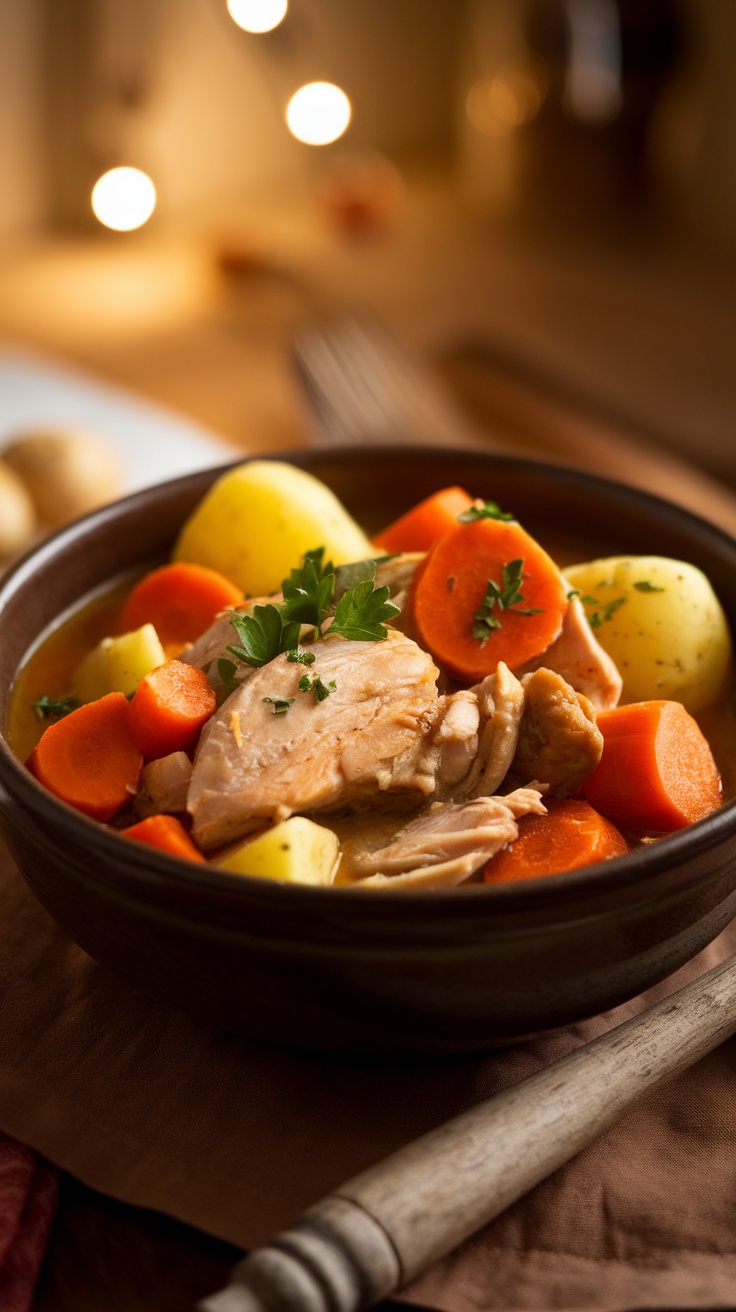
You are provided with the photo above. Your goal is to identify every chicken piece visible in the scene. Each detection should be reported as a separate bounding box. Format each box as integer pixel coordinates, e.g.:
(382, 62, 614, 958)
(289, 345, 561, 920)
(188, 629, 440, 850)
(518, 594, 622, 711)
(135, 751, 192, 819)
(354, 787, 547, 889)
(455, 662, 526, 799)
(177, 597, 274, 675)
(429, 690, 480, 792)
(506, 667, 603, 797)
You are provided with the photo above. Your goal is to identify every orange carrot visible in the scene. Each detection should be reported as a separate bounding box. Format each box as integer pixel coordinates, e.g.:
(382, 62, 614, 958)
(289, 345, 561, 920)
(127, 659, 216, 759)
(118, 562, 243, 651)
(122, 813, 205, 862)
(27, 691, 143, 822)
(484, 799, 628, 884)
(410, 516, 567, 681)
(583, 699, 722, 832)
(373, 487, 473, 554)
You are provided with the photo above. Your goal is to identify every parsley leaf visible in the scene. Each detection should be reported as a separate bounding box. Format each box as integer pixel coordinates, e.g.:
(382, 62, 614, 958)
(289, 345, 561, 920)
(281, 547, 335, 632)
(633, 580, 665, 592)
(586, 596, 627, 629)
(330, 580, 400, 642)
(262, 696, 295, 715)
(458, 500, 515, 524)
(216, 658, 238, 695)
(298, 673, 336, 702)
(227, 603, 301, 668)
(32, 694, 80, 721)
(472, 558, 544, 646)
(286, 646, 316, 666)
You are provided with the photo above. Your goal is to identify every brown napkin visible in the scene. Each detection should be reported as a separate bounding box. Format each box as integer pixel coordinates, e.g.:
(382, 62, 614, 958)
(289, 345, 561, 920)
(1, 833, 735, 1312)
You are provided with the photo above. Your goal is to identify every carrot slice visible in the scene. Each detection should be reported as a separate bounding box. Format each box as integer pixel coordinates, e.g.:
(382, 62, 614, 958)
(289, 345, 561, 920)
(118, 562, 243, 651)
(483, 799, 628, 883)
(373, 487, 474, 554)
(122, 813, 205, 862)
(410, 516, 567, 680)
(27, 691, 143, 822)
(127, 660, 216, 759)
(583, 699, 722, 832)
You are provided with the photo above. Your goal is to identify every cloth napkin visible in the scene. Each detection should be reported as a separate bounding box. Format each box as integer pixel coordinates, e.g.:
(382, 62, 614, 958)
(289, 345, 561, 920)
(0, 1134, 58, 1312)
(1, 829, 736, 1312)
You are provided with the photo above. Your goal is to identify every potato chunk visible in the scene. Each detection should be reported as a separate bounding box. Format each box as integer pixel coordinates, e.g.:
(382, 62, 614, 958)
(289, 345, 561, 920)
(215, 816, 339, 886)
(564, 555, 732, 712)
(73, 623, 166, 702)
(172, 460, 373, 595)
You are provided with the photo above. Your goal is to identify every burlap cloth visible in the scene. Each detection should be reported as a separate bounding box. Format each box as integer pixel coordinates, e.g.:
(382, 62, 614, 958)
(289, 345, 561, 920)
(1, 831, 736, 1312)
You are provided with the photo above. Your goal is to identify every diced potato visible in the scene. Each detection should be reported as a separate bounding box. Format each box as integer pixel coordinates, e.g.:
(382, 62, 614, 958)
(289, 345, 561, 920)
(564, 555, 732, 712)
(73, 623, 166, 702)
(215, 816, 339, 886)
(172, 460, 373, 595)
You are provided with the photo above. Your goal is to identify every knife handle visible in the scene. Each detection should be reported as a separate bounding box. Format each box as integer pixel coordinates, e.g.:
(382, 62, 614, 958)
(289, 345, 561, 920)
(198, 950, 736, 1312)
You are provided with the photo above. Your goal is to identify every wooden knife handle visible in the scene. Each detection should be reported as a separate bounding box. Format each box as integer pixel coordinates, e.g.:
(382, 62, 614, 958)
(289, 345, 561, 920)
(198, 951, 736, 1312)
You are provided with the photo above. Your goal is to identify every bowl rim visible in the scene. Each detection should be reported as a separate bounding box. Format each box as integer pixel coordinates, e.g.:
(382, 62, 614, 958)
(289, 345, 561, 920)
(2, 444, 736, 913)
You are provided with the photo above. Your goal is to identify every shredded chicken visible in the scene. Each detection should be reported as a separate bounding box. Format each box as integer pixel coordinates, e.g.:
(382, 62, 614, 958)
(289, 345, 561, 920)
(354, 787, 547, 889)
(454, 662, 526, 799)
(135, 751, 192, 819)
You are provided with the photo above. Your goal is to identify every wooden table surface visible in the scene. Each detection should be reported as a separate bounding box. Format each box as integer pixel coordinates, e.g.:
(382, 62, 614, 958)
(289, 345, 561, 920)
(3, 171, 736, 1310)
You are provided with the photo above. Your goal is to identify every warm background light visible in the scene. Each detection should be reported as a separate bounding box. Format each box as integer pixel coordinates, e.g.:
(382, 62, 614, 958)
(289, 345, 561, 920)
(91, 167, 157, 231)
(226, 0, 288, 35)
(285, 81, 351, 146)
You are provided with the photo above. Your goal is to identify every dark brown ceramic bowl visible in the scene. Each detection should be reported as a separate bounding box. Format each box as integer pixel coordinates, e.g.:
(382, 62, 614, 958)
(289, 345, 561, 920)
(2, 448, 736, 1057)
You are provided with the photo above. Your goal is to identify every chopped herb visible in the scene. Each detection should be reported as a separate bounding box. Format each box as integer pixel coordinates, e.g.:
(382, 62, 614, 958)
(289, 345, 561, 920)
(329, 579, 399, 642)
(298, 673, 336, 702)
(458, 500, 515, 524)
(586, 596, 627, 629)
(32, 694, 80, 721)
(332, 558, 377, 603)
(227, 603, 301, 668)
(286, 646, 316, 666)
(633, 580, 665, 592)
(262, 696, 295, 715)
(472, 558, 544, 646)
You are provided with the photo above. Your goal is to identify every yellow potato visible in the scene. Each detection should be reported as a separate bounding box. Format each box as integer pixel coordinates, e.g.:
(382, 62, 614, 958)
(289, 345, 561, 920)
(3, 427, 121, 526)
(73, 623, 166, 702)
(216, 816, 339, 885)
(173, 461, 373, 595)
(564, 555, 732, 712)
(0, 459, 36, 558)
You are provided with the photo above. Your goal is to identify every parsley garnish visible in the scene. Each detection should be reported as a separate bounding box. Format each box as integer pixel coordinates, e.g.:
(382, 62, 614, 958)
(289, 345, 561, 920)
(262, 696, 295, 715)
(226, 550, 399, 674)
(227, 603, 301, 669)
(472, 558, 543, 646)
(216, 658, 238, 695)
(298, 673, 336, 703)
(633, 580, 664, 592)
(458, 500, 515, 524)
(585, 596, 627, 629)
(32, 694, 80, 721)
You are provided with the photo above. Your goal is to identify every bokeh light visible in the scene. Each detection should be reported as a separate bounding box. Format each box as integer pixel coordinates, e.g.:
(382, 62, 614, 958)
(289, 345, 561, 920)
(466, 63, 547, 137)
(226, 0, 288, 34)
(285, 82, 351, 146)
(91, 167, 157, 231)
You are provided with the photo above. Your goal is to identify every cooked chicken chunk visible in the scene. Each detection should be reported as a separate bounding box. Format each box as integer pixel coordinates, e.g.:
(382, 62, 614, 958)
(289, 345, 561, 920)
(354, 787, 547, 889)
(518, 594, 622, 711)
(455, 662, 525, 799)
(506, 667, 603, 797)
(135, 751, 192, 819)
(188, 629, 440, 849)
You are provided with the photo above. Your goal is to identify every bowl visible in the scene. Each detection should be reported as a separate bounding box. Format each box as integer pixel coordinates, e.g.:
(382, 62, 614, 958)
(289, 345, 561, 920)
(1, 447, 736, 1058)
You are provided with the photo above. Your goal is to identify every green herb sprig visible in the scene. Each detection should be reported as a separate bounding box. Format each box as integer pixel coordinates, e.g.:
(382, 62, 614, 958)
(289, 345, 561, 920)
(473, 558, 543, 646)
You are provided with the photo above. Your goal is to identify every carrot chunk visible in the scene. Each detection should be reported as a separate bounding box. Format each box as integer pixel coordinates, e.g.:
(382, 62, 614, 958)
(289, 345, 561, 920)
(27, 691, 143, 822)
(373, 487, 474, 554)
(127, 660, 216, 759)
(118, 562, 243, 651)
(122, 814, 205, 863)
(483, 799, 628, 883)
(410, 516, 567, 681)
(583, 699, 722, 832)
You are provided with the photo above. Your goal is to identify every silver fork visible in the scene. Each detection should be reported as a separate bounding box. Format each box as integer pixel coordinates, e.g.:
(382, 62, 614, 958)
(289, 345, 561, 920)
(291, 312, 492, 450)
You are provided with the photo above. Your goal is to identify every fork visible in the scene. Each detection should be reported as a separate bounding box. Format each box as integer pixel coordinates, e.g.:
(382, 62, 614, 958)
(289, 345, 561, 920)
(291, 312, 493, 451)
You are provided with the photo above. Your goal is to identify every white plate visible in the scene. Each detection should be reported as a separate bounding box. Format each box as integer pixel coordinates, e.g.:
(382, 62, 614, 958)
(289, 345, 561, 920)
(0, 345, 235, 494)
